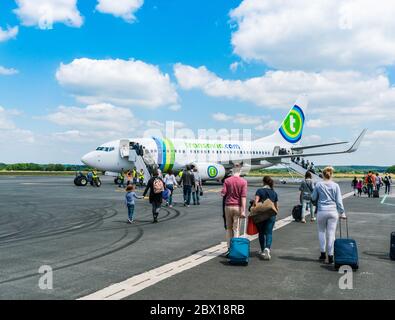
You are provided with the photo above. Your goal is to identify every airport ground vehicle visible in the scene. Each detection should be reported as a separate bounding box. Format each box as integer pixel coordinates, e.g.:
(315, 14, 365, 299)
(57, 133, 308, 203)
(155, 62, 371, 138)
(74, 172, 88, 186)
(74, 172, 101, 187)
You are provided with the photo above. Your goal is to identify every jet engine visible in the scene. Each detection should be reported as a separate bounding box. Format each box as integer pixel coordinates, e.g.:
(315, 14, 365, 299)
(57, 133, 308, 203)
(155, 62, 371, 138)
(192, 163, 226, 181)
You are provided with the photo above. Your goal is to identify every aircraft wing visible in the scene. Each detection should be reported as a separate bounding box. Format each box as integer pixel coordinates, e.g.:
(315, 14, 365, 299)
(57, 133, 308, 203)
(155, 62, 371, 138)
(291, 141, 349, 151)
(260, 129, 367, 162)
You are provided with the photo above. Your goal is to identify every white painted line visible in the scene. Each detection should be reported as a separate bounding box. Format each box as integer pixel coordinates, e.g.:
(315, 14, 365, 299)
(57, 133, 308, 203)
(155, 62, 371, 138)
(79, 191, 354, 300)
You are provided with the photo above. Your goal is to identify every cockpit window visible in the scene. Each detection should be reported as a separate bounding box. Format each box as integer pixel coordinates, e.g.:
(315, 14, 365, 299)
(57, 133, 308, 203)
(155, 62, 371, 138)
(96, 147, 114, 152)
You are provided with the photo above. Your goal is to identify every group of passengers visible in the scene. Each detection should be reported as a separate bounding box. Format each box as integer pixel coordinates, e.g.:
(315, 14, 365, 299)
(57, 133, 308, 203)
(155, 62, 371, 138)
(122, 162, 392, 265)
(351, 172, 392, 198)
(291, 157, 316, 174)
(221, 164, 346, 265)
(124, 165, 203, 223)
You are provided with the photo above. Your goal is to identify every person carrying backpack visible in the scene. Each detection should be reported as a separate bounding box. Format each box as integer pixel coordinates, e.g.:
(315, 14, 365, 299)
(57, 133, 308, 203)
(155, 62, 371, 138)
(181, 166, 195, 207)
(365, 171, 376, 198)
(299, 171, 316, 223)
(143, 169, 165, 223)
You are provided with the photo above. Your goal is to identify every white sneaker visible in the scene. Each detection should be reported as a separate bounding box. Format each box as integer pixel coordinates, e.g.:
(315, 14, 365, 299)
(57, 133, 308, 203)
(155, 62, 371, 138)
(263, 248, 271, 260)
(259, 251, 266, 259)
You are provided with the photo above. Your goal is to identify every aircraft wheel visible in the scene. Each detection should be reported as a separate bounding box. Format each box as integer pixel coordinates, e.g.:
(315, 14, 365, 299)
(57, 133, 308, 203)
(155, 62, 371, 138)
(79, 177, 88, 186)
(95, 179, 102, 187)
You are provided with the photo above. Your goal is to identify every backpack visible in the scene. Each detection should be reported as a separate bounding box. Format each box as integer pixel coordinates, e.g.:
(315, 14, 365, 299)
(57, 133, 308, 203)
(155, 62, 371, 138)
(302, 181, 314, 201)
(367, 176, 373, 184)
(153, 178, 164, 194)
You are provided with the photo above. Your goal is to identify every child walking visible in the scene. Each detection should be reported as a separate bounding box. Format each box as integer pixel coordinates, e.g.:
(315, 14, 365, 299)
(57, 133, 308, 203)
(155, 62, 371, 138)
(125, 185, 143, 223)
(357, 179, 363, 197)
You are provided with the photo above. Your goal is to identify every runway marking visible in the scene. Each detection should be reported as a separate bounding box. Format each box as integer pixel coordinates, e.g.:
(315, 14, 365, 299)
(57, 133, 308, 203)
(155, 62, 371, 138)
(20, 183, 44, 185)
(381, 195, 388, 205)
(79, 191, 354, 300)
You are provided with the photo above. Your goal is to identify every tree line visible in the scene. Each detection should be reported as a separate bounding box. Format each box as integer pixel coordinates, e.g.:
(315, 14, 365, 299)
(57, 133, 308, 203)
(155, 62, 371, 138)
(0, 163, 90, 171)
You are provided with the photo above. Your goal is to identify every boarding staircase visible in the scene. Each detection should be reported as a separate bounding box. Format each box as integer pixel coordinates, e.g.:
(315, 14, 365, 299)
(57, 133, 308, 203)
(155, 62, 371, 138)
(282, 159, 322, 183)
(119, 140, 156, 185)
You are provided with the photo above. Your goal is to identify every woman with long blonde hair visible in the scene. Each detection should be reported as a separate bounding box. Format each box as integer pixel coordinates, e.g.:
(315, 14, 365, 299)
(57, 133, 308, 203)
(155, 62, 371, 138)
(312, 167, 347, 264)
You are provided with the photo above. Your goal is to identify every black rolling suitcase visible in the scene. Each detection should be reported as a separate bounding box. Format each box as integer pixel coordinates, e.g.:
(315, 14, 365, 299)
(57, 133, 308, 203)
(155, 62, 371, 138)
(373, 190, 379, 198)
(390, 232, 395, 261)
(292, 205, 302, 222)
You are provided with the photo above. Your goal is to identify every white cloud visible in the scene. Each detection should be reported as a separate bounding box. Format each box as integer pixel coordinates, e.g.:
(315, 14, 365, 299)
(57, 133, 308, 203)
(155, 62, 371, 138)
(307, 119, 327, 129)
(365, 130, 395, 143)
(255, 120, 279, 132)
(57, 58, 178, 108)
(0, 106, 35, 143)
(96, 0, 144, 22)
(146, 120, 164, 128)
(0, 66, 19, 75)
(169, 104, 181, 111)
(175, 64, 395, 126)
(213, 111, 276, 129)
(0, 107, 16, 130)
(172, 121, 186, 129)
(212, 112, 231, 122)
(52, 129, 127, 143)
(303, 135, 323, 145)
(14, 0, 83, 29)
(230, 0, 395, 70)
(0, 26, 18, 42)
(45, 103, 142, 131)
(235, 114, 262, 125)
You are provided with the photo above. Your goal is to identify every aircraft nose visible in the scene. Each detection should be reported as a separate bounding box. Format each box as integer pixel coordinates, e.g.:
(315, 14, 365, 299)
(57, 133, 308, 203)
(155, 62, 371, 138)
(81, 152, 95, 167)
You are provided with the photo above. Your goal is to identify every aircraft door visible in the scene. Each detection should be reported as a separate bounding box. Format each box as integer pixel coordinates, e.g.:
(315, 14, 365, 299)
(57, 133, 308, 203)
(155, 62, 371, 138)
(273, 146, 280, 156)
(119, 139, 129, 158)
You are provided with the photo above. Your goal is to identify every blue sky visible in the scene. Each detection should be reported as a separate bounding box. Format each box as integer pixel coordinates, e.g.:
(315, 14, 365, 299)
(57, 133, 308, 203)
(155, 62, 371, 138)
(1, 0, 394, 165)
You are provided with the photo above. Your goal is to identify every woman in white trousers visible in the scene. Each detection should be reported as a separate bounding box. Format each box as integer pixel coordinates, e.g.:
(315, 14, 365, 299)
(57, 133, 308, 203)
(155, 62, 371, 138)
(311, 167, 347, 264)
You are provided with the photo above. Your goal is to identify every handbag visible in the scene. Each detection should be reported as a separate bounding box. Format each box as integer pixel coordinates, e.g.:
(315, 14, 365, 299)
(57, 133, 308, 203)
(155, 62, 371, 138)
(199, 186, 203, 197)
(250, 198, 278, 224)
(246, 217, 258, 235)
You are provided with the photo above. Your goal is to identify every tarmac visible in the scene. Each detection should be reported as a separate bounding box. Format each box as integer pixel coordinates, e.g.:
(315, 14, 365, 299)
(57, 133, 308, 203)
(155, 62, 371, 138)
(0, 175, 394, 300)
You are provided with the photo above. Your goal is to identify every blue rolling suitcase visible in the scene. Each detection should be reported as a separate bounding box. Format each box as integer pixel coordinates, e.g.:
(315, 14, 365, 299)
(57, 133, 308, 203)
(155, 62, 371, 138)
(228, 219, 250, 265)
(334, 218, 359, 270)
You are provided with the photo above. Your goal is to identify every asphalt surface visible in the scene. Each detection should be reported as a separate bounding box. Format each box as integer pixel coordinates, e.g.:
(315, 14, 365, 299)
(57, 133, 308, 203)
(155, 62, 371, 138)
(0, 175, 393, 300)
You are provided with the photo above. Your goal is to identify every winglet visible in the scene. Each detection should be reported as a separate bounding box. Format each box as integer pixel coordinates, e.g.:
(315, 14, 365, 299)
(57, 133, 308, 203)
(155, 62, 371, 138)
(347, 129, 367, 153)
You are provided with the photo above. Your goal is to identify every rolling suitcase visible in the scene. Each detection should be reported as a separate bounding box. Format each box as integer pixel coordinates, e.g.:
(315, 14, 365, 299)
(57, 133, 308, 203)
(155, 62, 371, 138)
(373, 190, 379, 198)
(390, 232, 395, 261)
(292, 205, 302, 222)
(334, 218, 359, 270)
(228, 218, 250, 266)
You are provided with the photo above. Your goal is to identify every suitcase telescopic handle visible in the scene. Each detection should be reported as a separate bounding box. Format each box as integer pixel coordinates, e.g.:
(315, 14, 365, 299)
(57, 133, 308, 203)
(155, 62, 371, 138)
(339, 216, 349, 238)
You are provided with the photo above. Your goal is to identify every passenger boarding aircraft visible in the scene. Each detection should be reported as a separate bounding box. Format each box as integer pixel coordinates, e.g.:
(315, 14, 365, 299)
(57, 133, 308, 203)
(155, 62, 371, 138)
(81, 96, 366, 182)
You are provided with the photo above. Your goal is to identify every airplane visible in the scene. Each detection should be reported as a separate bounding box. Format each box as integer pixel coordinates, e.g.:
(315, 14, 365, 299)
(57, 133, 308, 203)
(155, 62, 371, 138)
(81, 95, 367, 183)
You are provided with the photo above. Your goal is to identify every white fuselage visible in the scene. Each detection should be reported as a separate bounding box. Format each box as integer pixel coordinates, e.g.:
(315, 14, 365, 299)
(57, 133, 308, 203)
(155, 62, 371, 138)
(81, 137, 292, 174)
